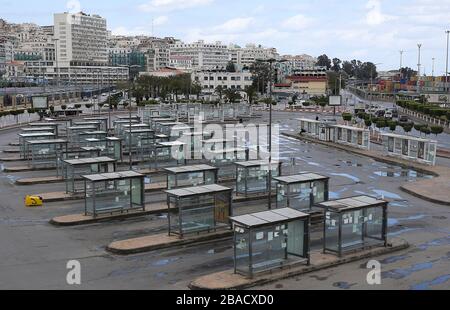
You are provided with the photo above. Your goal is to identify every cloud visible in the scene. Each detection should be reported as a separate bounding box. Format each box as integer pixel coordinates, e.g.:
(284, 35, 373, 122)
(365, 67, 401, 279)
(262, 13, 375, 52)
(153, 15, 168, 26)
(139, 0, 213, 12)
(212, 17, 255, 34)
(366, 0, 394, 25)
(281, 14, 314, 30)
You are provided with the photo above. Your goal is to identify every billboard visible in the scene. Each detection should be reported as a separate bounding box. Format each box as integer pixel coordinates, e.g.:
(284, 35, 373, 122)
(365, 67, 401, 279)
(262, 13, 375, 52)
(329, 95, 342, 106)
(32, 96, 48, 109)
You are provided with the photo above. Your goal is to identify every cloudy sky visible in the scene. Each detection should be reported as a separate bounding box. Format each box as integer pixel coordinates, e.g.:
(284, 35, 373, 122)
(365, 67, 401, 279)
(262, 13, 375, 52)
(1, 0, 450, 74)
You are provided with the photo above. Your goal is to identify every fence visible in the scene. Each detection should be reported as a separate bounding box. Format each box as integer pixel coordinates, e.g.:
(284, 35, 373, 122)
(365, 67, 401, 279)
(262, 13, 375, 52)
(0, 112, 40, 129)
(398, 107, 450, 131)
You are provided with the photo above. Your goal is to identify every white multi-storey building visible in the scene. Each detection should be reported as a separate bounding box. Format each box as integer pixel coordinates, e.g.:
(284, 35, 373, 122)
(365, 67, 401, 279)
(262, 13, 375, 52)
(54, 12, 108, 66)
(192, 70, 253, 93)
(169, 40, 231, 70)
(229, 43, 279, 68)
(146, 43, 170, 72)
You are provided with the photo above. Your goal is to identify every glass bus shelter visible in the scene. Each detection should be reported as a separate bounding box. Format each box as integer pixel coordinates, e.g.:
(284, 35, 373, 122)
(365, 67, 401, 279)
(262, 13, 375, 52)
(381, 133, 437, 166)
(19, 132, 56, 159)
(83, 171, 145, 218)
(63, 156, 117, 193)
(164, 164, 219, 189)
(230, 208, 310, 278)
(166, 184, 233, 238)
(235, 160, 282, 196)
(315, 195, 388, 257)
(273, 173, 330, 211)
(27, 139, 68, 168)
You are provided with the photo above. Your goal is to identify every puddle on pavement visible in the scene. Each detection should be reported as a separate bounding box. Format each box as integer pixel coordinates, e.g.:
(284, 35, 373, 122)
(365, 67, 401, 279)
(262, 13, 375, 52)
(389, 215, 427, 227)
(373, 170, 433, 181)
(382, 261, 434, 280)
(332, 282, 356, 289)
(329, 173, 361, 183)
(388, 228, 420, 237)
(417, 236, 450, 251)
(152, 257, 181, 267)
(411, 274, 450, 290)
(371, 189, 404, 201)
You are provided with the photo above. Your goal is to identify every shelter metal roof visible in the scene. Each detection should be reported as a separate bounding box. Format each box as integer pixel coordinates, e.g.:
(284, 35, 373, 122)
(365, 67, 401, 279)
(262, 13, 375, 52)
(230, 208, 309, 228)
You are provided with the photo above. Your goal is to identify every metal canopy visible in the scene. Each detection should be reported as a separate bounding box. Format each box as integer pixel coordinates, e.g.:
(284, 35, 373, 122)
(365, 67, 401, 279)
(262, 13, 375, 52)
(316, 195, 386, 212)
(157, 141, 186, 147)
(68, 126, 98, 130)
(164, 164, 218, 174)
(29, 122, 59, 127)
(19, 132, 55, 138)
(64, 156, 116, 166)
(123, 129, 154, 134)
(27, 139, 67, 145)
(235, 160, 276, 168)
(82, 171, 144, 182)
(202, 138, 234, 144)
(230, 208, 309, 228)
(21, 127, 54, 131)
(381, 132, 437, 143)
(165, 184, 231, 198)
(273, 173, 329, 184)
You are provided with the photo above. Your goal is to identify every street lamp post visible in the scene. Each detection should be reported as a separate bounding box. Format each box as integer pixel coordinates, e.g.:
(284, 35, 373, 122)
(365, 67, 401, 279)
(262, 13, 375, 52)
(417, 44, 422, 94)
(446, 30, 450, 94)
(256, 58, 286, 210)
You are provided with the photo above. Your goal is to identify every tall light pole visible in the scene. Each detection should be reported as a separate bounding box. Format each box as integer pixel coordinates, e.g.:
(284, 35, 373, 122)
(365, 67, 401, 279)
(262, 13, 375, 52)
(445, 30, 450, 93)
(256, 58, 286, 210)
(417, 43, 422, 94)
(399, 50, 404, 79)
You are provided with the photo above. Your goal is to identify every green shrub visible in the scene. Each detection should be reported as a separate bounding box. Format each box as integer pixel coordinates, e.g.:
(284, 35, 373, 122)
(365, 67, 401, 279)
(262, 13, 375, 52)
(420, 126, 431, 135)
(364, 119, 372, 127)
(342, 113, 352, 122)
(430, 125, 444, 136)
(388, 120, 398, 131)
(61, 104, 67, 110)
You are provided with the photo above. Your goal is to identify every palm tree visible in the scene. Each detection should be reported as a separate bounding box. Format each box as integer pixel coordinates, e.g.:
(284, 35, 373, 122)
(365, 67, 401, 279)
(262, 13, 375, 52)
(215, 85, 225, 103)
(244, 85, 257, 104)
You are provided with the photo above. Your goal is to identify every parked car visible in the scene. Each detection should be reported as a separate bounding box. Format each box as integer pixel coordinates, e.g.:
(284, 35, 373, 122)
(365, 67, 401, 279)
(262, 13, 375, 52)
(392, 109, 399, 118)
(384, 111, 393, 119)
(398, 115, 410, 124)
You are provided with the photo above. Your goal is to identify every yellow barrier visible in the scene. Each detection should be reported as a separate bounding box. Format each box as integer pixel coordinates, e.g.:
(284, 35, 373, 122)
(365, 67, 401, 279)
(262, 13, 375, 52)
(25, 195, 43, 207)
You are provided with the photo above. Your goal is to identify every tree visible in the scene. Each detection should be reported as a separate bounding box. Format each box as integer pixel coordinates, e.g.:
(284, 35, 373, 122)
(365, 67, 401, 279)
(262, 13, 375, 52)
(224, 89, 242, 103)
(430, 125, 444, 136)
(191, 81, 202, 100)
(331, 58, 342, 72)
(342, 113, 352, 122)
(226, 61, 236, 73)
(388, 120, 398, 132)
(402, 123, 413, 134)
(400, 67, 417, 80)
(316, 54, 331, 70)
(420, 126, 431, 136)
(342, 61, 354, 76)
(365, 119, 372, 128)
(215, 85, 225, 102)
(244, 85, 257, 104)
(356, 62, 378, 80)
(250, 61, 271, 94)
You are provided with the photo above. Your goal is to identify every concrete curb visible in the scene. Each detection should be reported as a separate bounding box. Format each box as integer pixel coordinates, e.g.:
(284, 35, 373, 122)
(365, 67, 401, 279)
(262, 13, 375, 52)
(400, 185, 450, 206)
(106, 230, 234, 255)
(189, 239, 409, 290)
(50, 204, 169, 227)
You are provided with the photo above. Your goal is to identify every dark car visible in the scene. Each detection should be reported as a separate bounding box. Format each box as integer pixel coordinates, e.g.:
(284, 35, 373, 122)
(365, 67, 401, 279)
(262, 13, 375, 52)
(398, 115, 410, 124)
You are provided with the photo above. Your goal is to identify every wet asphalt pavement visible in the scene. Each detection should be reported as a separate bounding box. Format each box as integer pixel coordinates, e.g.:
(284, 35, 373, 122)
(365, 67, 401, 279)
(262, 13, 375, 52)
(0, 111, 449, 290)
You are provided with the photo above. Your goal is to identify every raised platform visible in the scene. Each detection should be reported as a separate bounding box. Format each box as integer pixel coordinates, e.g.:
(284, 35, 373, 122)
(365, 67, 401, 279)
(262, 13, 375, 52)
(50, 202, 168, 226)
(3, 165, 55, 172)
(107, 229, 233, 255)
(401, 179, 450, 206)
(36, 182, 167, 202)
(16, 176, 64, 185)
(189, 238, 409, 290)
(0, 156, 23, 162)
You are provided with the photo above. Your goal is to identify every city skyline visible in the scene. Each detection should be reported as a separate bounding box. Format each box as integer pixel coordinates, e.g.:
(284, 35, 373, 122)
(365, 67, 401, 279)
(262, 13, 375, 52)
(1, 0, 450, 74)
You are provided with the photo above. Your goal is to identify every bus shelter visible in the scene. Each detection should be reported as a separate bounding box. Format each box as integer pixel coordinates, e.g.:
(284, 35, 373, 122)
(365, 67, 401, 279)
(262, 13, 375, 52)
(381, 133, 437, 166)
(19, 132, 56, 159)
(83, 171, 145, 217)
(67, 125, 99, 146)
(113, 119, 140, 136)
(29, 122, 60, 137)
(208, 147, 249, 180)
(63, 157, 117, 193)
(27, 139, 68, 168)
(56, 148, 101, 177)
(273, 173, 330, 211)
(166, 184, 233, 238)
(235, 160, 282, 196)
(230, 208, 310, 278)
(83, 117, 109, 131)
(164, 164, 219, 189)
(334, 125, 370, 150)
(149, 117, 175, 131)
(315, 195, 388, 257)
(78, 131, 108, 146)
(117, 123, 150, 138)
(151, 141, 186, 168)
(21, 126, 57, 135)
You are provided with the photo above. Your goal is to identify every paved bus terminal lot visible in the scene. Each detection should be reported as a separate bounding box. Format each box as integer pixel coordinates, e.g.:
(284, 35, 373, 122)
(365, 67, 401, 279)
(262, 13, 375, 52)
(0, 111, 449, 290)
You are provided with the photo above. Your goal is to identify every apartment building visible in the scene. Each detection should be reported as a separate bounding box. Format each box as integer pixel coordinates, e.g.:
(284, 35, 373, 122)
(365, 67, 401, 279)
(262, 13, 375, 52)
(192, 70, 253, 93)
(274, 68, 328, 97)
(169, 40, 230, 69)
(229, 43, 279, 68)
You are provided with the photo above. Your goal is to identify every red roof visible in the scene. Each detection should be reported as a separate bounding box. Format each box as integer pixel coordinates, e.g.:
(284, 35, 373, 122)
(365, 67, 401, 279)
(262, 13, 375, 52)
(287, 76, 327, 82)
